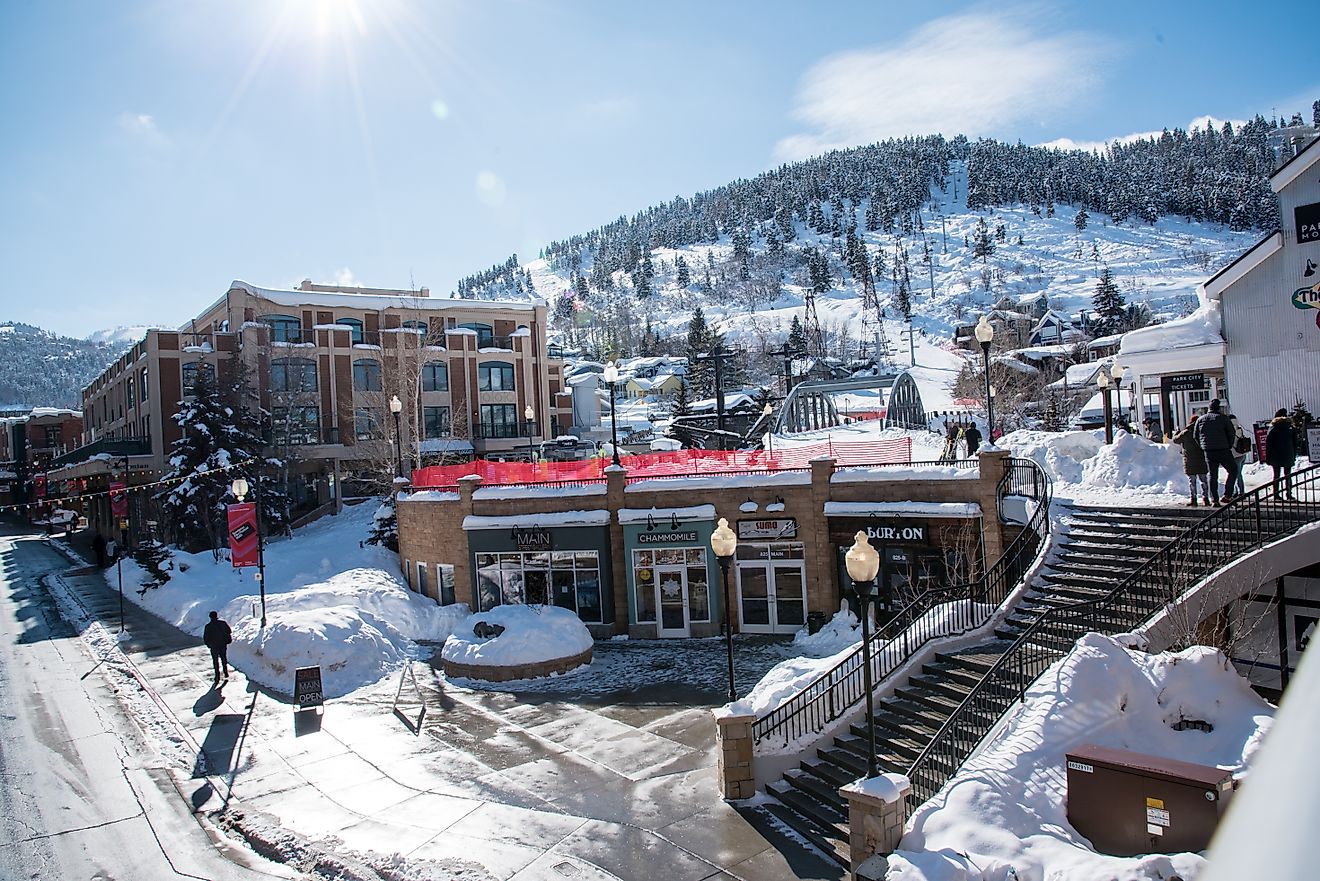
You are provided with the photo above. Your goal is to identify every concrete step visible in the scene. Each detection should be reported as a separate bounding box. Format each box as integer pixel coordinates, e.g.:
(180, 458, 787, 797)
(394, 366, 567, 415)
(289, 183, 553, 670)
(758, 800, 849, 867)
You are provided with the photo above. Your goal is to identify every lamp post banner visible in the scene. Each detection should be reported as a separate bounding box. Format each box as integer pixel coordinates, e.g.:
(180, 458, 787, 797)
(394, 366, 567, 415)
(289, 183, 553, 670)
(109, 481, 128, 518)
(227, 502, 260, 568)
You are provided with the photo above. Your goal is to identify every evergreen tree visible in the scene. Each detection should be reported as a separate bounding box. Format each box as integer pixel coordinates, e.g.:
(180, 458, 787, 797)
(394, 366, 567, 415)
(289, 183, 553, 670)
(366, 497, 399, 552)
(1314, 100, 1320, 128)
(1092, 266, 1127, 333)
(972, 217, 995, 261)
(675, 255, 691, 288)
(670, 379, 693, 418)
(1042, 394, 1063, 432)
(132, 538, 173, 593)
(787, 315, 808, 354)
(685, 307, 717, 398)
(1075, 205, 1089, 231)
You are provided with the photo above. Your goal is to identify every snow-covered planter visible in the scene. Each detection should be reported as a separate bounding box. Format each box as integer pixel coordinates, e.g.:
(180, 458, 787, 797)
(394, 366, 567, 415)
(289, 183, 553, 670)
(441, 605, 593, 682)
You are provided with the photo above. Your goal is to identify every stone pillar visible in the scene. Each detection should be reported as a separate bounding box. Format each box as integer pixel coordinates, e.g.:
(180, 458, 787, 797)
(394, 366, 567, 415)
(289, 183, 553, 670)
(606, 465, 629, 634)
(808, 456, 837, 613)
(840, 774, 911, 874)
(715, 712, 756, 800)
(976, 448, 1011, 566)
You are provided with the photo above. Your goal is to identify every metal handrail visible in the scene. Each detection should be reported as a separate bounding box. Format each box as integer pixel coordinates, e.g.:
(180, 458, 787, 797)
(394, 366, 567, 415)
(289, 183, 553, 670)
(751, 457, 1052, 747)
(904, 465, 1320, 805)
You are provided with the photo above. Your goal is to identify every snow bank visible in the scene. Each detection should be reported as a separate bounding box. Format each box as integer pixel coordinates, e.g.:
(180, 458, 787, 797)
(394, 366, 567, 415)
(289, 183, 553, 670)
(441, 604, 592, 668)
(1006, 429, 1104, 484)
(888, 633, 1274, 881)
(792, 607, 861, 655)
(1006, 428, 1184, 494)
(106, 502, 469, 697)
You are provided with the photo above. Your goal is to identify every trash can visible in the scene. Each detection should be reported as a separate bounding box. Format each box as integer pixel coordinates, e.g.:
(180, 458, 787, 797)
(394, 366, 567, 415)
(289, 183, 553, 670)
(806, 611, 827, 635)
(1065, 743, 1234, 856)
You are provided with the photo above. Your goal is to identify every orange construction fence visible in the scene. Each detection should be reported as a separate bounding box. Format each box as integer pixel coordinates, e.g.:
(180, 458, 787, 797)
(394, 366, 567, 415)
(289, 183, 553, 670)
(410, 437, 912, 489)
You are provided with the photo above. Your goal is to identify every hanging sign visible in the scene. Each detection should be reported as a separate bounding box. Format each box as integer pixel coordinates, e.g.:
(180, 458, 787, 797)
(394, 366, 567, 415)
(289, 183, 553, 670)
(33, 474, 46, 499)
(1253, 421, 1270, 463)
(737, 518, 797, 540)
(1295, 201, 1320, 245)
(227, 502, 259, 568)
(294, 666, 324, 709)
(110, 480, 128, 517)
(1159, 373, 1207, 393)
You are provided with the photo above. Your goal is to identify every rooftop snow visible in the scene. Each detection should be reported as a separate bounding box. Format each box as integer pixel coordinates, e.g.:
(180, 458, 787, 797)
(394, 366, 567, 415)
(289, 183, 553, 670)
(463, 510, 610, 530)
(1120, 299, 1223, 355)
(227, 280, 537, 313)
(617, 504, 716, 524)
(823, 501, 982, 518)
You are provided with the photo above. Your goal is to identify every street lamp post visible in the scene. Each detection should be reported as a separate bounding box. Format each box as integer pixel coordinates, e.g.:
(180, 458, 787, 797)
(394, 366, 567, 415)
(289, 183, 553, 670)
(974, 316, 995, 442)
(762, 402, 774, 459)
(602, 361, 622, 467)
(231, 476, 267, 628)
(524, 405, 536, 462)
(1109, 358, 1125, 434)
(389, 394, 404, 479)
(710, 518, 739, 702)
(1097, 367, 1114, 444)
(845, 530, 881, 779)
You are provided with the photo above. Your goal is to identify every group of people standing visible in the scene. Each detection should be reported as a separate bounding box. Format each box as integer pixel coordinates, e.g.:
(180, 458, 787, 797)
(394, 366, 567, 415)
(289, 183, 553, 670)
(939, 418, 983, 461)
(1172, 400, 1298, 506)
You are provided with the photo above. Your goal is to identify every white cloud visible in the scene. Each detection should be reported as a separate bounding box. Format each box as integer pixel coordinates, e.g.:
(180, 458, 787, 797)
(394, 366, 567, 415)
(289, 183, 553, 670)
(332, 267, 361, 287)
(1037, 115, 1249, 152)
(475, 170, 507, 207)
(117, 112, 170, 148)
(775, 11, 1109, 162)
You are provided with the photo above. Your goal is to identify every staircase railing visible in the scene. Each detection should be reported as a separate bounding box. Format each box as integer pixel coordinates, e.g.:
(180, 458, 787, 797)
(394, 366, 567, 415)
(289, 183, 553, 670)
(752, 457, 1052, 748)
(905, 465, 1320, 804)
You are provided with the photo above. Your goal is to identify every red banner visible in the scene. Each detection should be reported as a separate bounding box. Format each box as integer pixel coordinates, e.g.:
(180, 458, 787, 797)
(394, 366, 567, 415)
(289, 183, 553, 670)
(33, 474, 46, 500)
(227, 503, 259, 568)
(110, 480, 128, 517)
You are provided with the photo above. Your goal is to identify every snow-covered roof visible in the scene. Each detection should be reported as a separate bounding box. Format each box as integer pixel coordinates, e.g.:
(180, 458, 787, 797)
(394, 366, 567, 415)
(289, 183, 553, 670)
(463, 510, 610, 530)
(227, 280, 538, 314)
(1086, 333, 1124, 348)
(1119, 301, 1223, 356)
(416, 438, 473, 454)
(617, 504, 716, 524)
(823, 501, 982, 518)
(27, 407, 81, 418)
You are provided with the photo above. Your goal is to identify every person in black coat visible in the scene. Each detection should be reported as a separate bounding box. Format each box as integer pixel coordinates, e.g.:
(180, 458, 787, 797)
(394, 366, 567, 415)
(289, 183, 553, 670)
(92, 531, 107, 568)
(1194, 399, 1238, 505)
(203, 611, 233, 681)
(963, 423, 982, 456)
(1265, 408, 1297, 500)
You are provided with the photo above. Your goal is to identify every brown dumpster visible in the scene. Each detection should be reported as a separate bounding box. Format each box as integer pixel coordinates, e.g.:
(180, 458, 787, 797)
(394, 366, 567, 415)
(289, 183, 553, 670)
(1065, 743, 1235, 856)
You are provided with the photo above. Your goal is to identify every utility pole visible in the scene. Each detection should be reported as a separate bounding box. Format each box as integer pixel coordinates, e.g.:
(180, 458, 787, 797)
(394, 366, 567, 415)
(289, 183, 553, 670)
(694, 344, 740, 450)
(769, 344, 804, 397)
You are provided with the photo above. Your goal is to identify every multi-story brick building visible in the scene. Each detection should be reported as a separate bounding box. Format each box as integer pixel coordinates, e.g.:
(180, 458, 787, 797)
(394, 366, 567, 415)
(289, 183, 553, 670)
(50, 279, 570, 539)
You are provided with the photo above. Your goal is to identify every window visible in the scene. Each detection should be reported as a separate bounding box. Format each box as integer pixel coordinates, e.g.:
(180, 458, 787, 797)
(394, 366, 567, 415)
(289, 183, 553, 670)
(479, 404, 518, 437)
(259, 314, 303, 343)
(472, 550, 602, 623)
(181, 361, 214, 396)
(273, 406, 320, 445)
(421, 361, 448, 391)
(423, 406, 451, 438)
(416, 561, 429, 596)
(354, 407, 381, 441)
(459, 322, 494, 346)
(335, 317, 364, 344)
(402, 319, 428, 335)
(126, 376, 135, 408)
(478, 361, 514, 391)
(353, 359, 382, 392)
(140, 367, 148, 401)
(270, 358, 317, 394)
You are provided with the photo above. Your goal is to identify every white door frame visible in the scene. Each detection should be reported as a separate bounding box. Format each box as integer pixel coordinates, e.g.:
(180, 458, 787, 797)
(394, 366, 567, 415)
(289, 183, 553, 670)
(654, 564, 690, 638)
(736, 559, 807, 635)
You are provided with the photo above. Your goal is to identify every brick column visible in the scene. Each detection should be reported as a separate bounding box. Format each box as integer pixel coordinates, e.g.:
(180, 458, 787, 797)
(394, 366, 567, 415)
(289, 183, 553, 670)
(808, 456, 837, 613)
(976, 448, 1010, 566)
(840, 774, 911, 873)
(715, 712, 756, 800)
(606, 464, 628, 634)
(455, 475, 482, 607)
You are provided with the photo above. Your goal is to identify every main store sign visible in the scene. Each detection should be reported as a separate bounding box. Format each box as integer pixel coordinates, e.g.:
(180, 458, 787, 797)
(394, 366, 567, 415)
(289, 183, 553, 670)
(1295, 201, 1320, 245)
(737, 518, 797, 539)
(1159, 372, 1207, 393)
(511, 527, 552, 552)
(638, 530, 699, 545)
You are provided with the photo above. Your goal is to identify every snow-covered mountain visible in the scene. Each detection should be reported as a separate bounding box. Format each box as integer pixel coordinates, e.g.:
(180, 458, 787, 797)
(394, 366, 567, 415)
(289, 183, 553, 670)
(85, 325, 154, 346)
(0, 322, 126, 410)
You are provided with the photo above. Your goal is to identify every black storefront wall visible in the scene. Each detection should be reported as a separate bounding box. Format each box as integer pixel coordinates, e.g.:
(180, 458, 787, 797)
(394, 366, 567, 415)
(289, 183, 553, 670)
(467, 523, 613, 627)
(828, 516, 982, 618)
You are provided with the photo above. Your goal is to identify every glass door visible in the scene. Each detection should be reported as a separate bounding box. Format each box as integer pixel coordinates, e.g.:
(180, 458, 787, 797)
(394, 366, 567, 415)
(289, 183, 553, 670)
(655, 565, 689, 637)
(737, 563, 772, 633)
(773, 563, 807, 631)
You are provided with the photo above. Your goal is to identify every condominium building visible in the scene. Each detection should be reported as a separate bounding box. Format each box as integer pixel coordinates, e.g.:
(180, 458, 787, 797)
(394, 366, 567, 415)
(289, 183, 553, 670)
(49, 279, 570, 538)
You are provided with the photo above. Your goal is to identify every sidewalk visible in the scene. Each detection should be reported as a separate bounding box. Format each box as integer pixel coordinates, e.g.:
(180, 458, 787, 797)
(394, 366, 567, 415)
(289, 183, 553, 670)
(49, 532, 843, 881)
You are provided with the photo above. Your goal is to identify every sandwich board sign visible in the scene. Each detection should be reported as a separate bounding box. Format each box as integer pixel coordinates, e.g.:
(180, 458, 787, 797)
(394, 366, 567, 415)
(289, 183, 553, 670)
(294, 666, 324, 709)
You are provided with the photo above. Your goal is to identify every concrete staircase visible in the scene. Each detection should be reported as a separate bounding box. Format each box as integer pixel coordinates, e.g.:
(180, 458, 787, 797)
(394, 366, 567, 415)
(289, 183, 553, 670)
(759, 503, 1204, 864)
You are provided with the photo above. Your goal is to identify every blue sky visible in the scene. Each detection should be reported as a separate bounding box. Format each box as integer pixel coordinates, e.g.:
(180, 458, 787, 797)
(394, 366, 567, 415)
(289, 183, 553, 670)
(2, 0, 1317, 337)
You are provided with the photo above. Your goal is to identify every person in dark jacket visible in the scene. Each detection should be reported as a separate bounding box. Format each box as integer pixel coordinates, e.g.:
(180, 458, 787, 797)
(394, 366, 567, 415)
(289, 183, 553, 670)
(203, 611, 233, 681)
(92, 531, 107, 568)
(1265, 408, 1297, 500)
(963, 423, 982, 456)
(1193, 399, 1238, 506)
(1171, 416, 1210, 506)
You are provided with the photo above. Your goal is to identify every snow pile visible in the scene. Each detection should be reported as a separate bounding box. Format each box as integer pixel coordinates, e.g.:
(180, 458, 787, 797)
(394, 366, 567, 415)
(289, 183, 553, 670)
(1120, 299, 1223, 355)
(105, 502, 469, 697)
(1006, 429, 1104, 484)
(888, 633, 1274, 881)
(792, 606, 860, 655)
(1080, 429, 1185, 492)
(442, 604, 593, 669)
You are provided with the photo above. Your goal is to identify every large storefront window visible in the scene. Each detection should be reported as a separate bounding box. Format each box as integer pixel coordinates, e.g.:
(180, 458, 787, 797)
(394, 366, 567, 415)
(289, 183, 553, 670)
(735, 542, 806, 634)
(473, 550, 604, 623)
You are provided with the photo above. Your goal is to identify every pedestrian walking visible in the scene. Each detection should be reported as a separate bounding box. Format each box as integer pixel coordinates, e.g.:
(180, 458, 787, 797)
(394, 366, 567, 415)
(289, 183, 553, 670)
(963, 423, 983, 456)
(1171, 416, 1210, 507)
(1193, 399, 1239, 506)
(92, 531, 107, 568)
(203, 611, 233, 681)
(1265, 408, 1297, 500)
(1228, 413, 1249, 497)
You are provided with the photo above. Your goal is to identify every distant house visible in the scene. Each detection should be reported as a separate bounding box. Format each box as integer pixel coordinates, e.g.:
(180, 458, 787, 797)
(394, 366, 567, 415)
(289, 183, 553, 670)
(1029, 309, 1082, 346)
(954, 310, 1035, 351)
(1086, 333, 1124, 361)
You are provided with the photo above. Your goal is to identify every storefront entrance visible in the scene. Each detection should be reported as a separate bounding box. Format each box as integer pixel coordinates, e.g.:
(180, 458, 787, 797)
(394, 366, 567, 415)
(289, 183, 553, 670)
(656, 564, 692, 637)
(736, 542, 807, 634)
